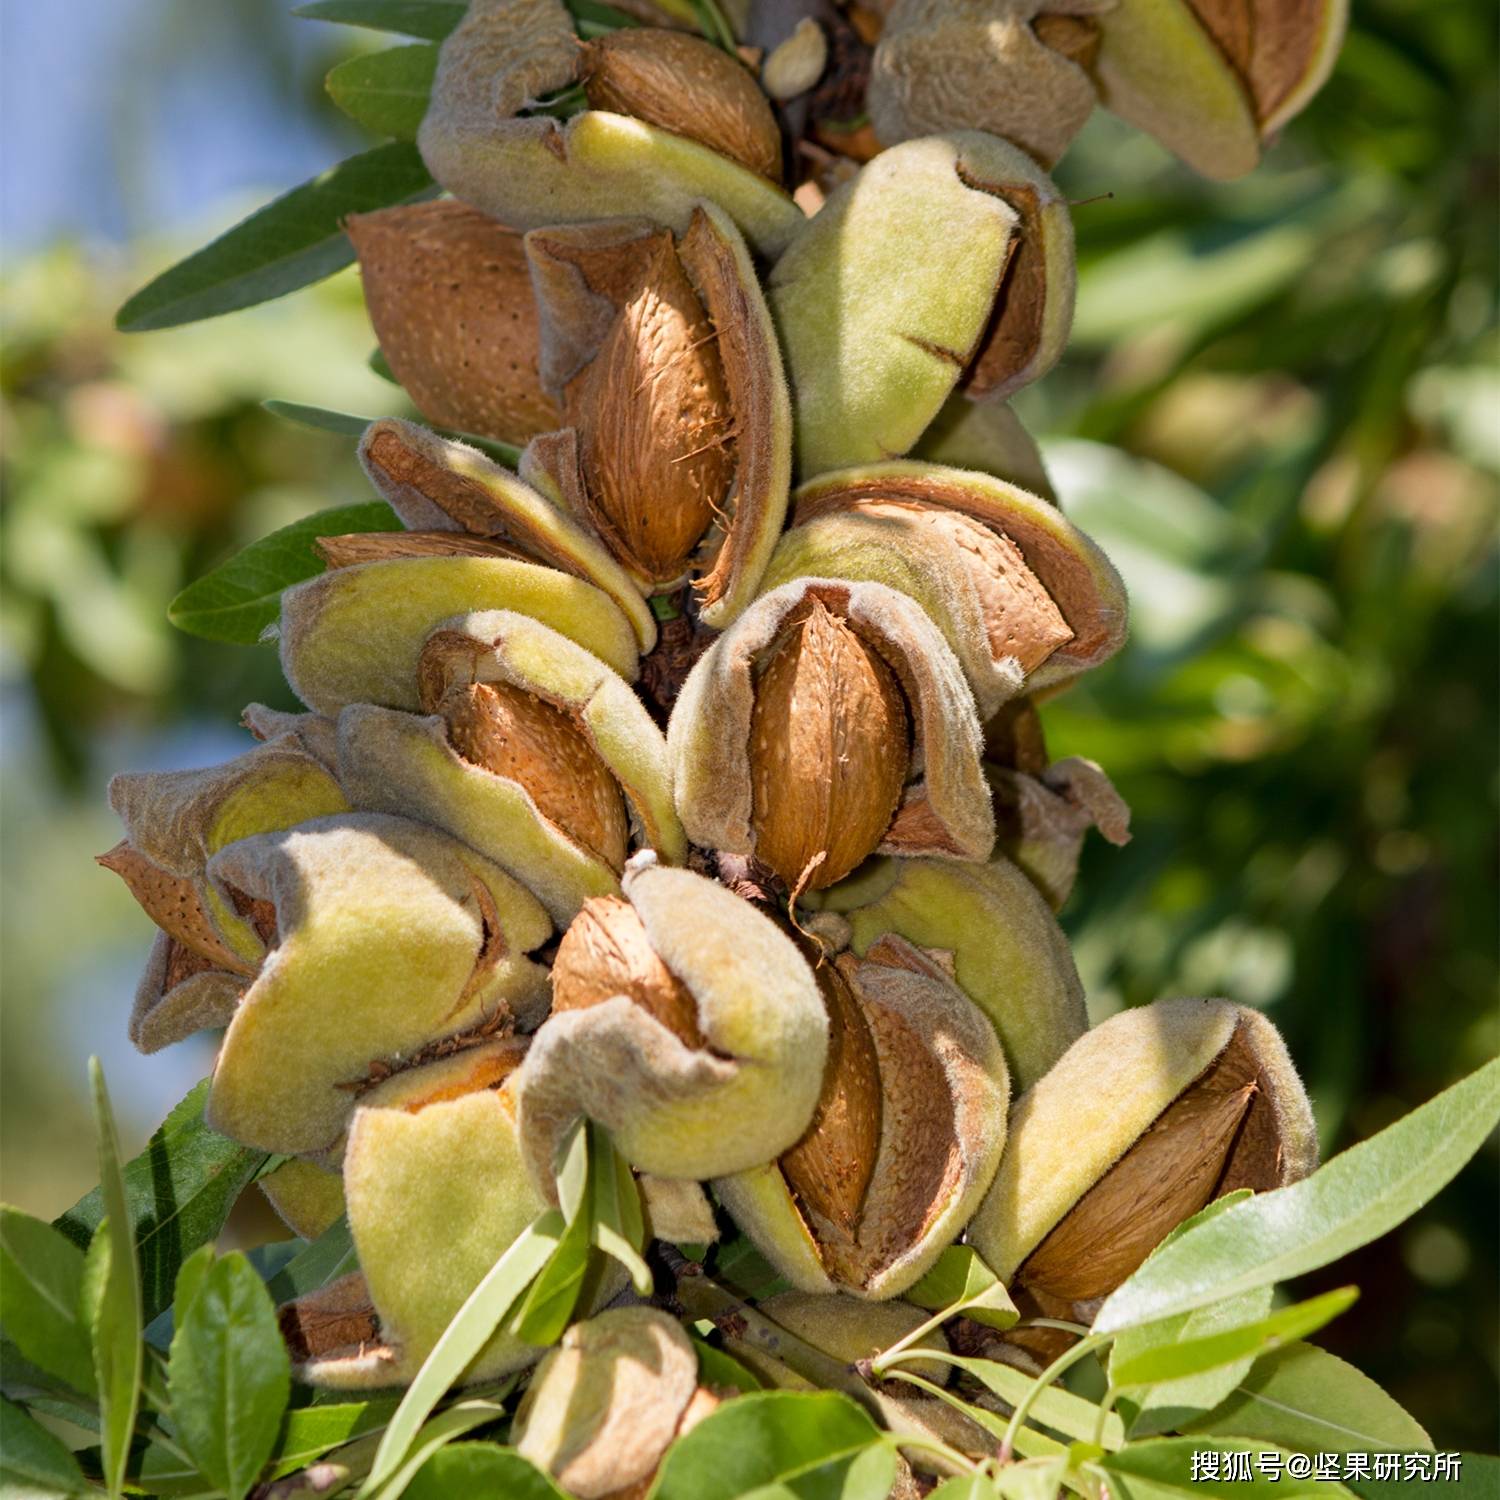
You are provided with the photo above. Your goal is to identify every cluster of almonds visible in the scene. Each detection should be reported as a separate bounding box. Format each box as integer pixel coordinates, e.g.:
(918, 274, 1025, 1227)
(101, 0, 1342, 1490)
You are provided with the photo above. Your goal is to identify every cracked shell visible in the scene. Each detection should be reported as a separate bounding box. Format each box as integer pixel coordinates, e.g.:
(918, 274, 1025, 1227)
(767, 132, 1074, 473)
(511, 858, 829, 1187)
(669, 578, 994, 889)
(523, 205, 793, 625)
(715, 936, 1009, 1299)
(203, 812, 551, 1155)
(336, 609, 685, 925)
(417, 0, 802, 257)
(968, 997, 1319, 1324)
(765, 462, 1128, 716)
(811, 855, 1086, 1091)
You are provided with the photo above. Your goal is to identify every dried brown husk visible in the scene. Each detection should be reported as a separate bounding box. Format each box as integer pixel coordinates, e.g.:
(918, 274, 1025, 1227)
(581, 29, 783, 181)
(749, 598, 911, 892)
(1187, 0, 1334, 128)
(313, 531, 532, 569)
(345, 200, 560, 443)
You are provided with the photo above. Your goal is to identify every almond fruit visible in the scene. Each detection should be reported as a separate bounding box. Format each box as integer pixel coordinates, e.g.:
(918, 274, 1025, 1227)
(749, 598, 910, 892)
(418, 665, 630, 874)
(580, 29, 783, 182)
(564, 234, 737, 590)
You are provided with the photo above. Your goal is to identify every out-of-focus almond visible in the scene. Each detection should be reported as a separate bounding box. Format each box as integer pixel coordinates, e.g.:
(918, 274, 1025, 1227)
(749, 598, 910, 891)
(580, 29, 783, 181)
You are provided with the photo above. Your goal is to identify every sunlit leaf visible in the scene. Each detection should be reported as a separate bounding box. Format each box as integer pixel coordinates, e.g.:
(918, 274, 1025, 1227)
(168, 1252, 290, 1500)
(651, 1391, 885, 1500)
(267, 1394, 401, 1480)
(404, 1442, 566, 1500)
(904, 1245, 1018, 1332)
(1093, 1437, 1350, 1498)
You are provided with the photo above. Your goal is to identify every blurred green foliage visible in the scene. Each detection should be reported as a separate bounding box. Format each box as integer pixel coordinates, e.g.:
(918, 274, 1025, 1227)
(1, 0, 1494, 1451)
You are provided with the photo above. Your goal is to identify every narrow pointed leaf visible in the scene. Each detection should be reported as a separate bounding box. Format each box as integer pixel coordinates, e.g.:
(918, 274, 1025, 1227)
(267, 1395, 401, 1480)
(326, 45, 437, 140)
(292, 0, 466, 38)
(55, 1079, 270, 1324)
(904, 1244, 1018, 1331)
(168, 502, 402, 644)
(1096, 1058, 1500, 1333)
(361, 1398, 504, 1500)
(116, 142, 436, 332)
(262, 400, 524, 468)
(85, 1059, 143, 1500)
(1111, 1288, 1358, 1390)
(168, 1252, 291, 1500)
(361, 1212, 563, 1496)
(0, 1209, 95, 1397)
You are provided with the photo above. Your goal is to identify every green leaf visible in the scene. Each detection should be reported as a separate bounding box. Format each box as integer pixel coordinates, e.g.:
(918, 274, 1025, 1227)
(0, 1397, 92, 1498)
(404, 1443, 566, 1500)
(362, 1398, 505, 1500)
(326, 45, 438, 140)
(262, 400, 374, 437)
(55, 1080, 270, 1325)
(1094, 1437, 1350, 1498)
(361, 1213, 563, 1496)
(167, 501, 402, 644)
(262, 1217, 358, 1308)
(1111, 1288, 1358, 1390)
(509, 1204, 591, 1347)
(267, 1395, 400, 1480)
(85, 1061, 143, 1500)
(693, 1337, 764, 1395)
(261, 399, 525, 469)
(995, 1457, 1068, 1500)
(0, 1209, 95, 1398)
(1096, 1058, 1500, 1334)
(903, 1245, 1018, 1331)
(115, 142, 436, 332)
(171, 1244, 217, 1331)
(1114, 1285, 1274, 1439)
(588, 1123, 651, 1295)
(168, 1252, 291, 1500)
(1185, 1342, 1432, 1453)
(292, 0, 466, 39)
(652, 1391, 884, 1500)
(893, 1352, 1123, 1449)
(929, 1476, 1005, 1500)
